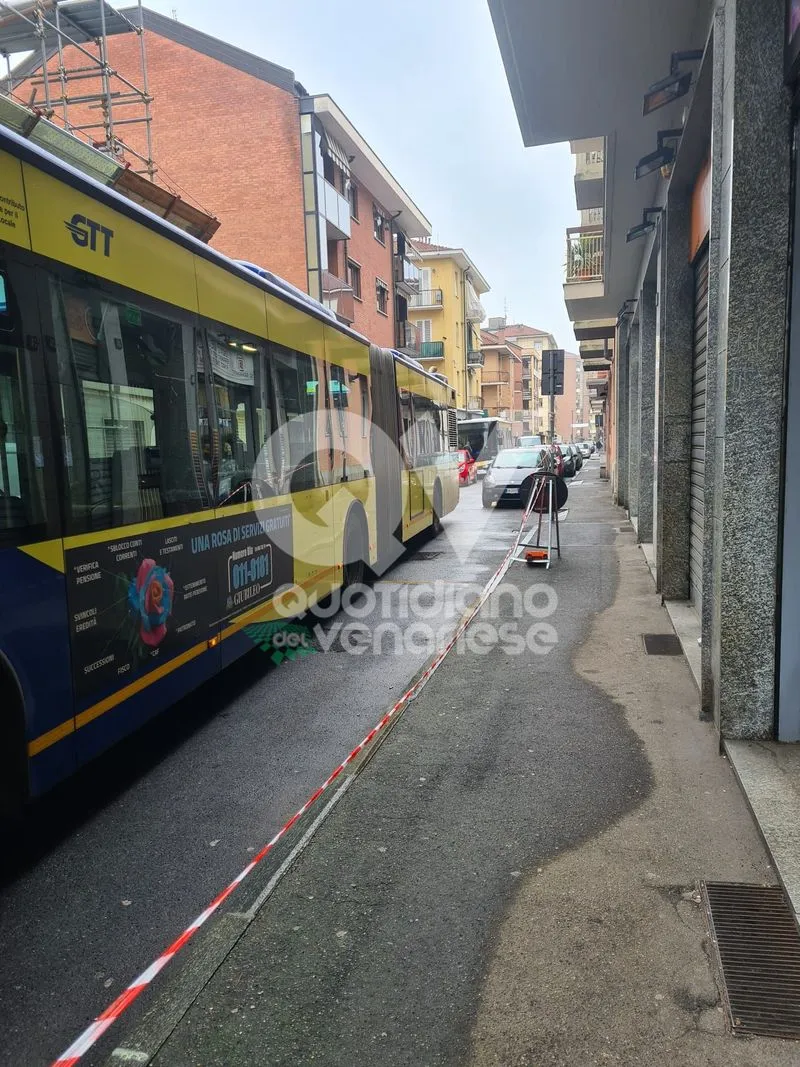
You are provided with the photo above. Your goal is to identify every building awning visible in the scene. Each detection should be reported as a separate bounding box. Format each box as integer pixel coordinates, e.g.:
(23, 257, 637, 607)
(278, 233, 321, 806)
(321, 130, 351, 178)
(309, 94, 431, 238)
(465, 280, 486, 323)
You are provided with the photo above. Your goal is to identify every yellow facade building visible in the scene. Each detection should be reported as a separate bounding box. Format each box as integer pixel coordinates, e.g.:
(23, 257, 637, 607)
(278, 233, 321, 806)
(408, 242, 490, 414)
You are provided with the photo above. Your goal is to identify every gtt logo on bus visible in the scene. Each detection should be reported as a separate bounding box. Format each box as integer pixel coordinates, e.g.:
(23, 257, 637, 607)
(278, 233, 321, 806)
(65, 213, 114, 256)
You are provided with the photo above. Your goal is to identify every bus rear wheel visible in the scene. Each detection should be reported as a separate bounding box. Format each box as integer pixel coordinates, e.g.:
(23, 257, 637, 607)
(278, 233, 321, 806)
(430, 482, 443, 537)
(343, 511, 368, 589)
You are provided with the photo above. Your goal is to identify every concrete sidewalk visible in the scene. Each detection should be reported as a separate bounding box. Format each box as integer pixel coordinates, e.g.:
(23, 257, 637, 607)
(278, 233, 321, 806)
(105, 466, 798, 1067)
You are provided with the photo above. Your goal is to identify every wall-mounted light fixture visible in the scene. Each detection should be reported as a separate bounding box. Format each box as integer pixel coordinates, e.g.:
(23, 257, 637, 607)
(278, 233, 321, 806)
(634, 129, 683, 181)
(626, 207, 664, 243)
(643, 50, 703, 116)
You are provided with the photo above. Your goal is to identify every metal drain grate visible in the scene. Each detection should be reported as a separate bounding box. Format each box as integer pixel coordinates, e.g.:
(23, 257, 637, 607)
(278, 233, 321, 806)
(703, 881, 800, 1038)
(642, 633, 682, 655)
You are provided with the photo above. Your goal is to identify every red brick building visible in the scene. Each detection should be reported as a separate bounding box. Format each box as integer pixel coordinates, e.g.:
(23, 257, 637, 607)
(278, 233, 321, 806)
(13, 7, 429, 350)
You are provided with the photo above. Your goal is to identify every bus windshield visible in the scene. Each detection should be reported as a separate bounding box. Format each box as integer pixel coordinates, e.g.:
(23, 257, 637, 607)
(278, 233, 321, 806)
(457, 419, 512, 462)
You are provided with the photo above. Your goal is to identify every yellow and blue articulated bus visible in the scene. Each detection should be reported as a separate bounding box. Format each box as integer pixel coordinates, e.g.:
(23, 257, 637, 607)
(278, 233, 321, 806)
(0, 124, 458, 814)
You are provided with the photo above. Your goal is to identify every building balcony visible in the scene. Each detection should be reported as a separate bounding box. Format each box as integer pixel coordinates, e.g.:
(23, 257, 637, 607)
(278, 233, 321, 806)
(565, 226, 603, 282)
(482, 370, 511, 385)
(396, 319, 421, 356)
(579, 336, 613, 372)
(564, 226, 604, 316)
(393, 255, 420, 297)
(574, 145, 605, 211)
(419, 340, 444, 360)
(410, 288, 443, 309)
(321, 269, 355, 324)
(318, 176, 351, 241)
(467, 349, 484, 367)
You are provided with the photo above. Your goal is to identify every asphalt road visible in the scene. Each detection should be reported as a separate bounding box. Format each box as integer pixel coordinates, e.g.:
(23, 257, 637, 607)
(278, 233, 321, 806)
(0, 480, 522, 1067)
(139, 457, 653, 1067)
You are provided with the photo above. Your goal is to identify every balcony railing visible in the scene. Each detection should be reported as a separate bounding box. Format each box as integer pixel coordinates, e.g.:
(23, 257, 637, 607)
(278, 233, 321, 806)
(396, 319, 421, 355)
(394, 255, 420, 295)
(318, 176, 351, 241)
(419, 340, 444, 359)
(467, 349, 484, 367)
(565, 226, 603, 282)
(410, 288, 443, 308)
(482, 370, 510, 384)
(321, 269, 355, 324)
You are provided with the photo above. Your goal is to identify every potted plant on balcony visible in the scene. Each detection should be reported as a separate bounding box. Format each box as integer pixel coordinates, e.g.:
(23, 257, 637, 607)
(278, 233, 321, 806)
(573, 235, 599, 279)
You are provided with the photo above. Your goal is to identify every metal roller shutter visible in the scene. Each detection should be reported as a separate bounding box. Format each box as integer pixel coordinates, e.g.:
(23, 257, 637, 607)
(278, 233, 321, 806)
(690, 245, 709, 613)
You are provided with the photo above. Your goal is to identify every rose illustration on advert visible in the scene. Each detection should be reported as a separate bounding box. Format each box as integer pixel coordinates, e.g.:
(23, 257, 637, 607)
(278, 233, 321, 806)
(128, 558, 174, 647)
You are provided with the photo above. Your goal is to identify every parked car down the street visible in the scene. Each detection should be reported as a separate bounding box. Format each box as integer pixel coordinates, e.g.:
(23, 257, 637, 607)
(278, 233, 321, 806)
(482, 447, 549, 508)
(549, 442, 565, 477)
(560, 444, 577, 478)
(569, 444, 583, 471)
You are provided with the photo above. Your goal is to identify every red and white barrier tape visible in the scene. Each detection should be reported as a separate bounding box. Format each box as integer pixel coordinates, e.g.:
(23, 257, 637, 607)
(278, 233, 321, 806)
(50, 489, 543, 1067)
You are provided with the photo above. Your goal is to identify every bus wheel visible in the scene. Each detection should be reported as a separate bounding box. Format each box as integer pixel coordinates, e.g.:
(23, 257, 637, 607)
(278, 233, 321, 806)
(431, 482, 443, 537)
(343, 510, 368, 589)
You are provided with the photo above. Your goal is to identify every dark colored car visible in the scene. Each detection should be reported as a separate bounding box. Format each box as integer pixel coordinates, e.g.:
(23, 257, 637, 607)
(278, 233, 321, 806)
(549, 443, 565, 477)
(569, 444, 583, 471)
(560, 444, 577, 478)
(482, 447, 549, 508)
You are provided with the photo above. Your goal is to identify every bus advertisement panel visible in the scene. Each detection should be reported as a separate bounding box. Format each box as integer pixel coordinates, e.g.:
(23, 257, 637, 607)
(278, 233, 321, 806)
(64, 507, 294, 707)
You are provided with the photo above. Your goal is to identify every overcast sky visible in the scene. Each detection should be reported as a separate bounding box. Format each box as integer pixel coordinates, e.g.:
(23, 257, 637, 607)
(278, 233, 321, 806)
(144, 1, 580, 347)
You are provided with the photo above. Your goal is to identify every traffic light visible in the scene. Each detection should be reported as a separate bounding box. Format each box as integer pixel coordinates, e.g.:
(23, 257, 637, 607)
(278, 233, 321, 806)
(542, 349, 565, 395)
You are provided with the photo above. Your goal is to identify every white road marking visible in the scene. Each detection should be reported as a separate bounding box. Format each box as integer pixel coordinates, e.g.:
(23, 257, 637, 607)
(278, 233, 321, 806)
(230, 776, 355, 921)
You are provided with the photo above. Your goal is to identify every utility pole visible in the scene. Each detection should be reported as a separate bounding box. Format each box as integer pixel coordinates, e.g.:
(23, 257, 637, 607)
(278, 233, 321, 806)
(542, 349, 564, 443)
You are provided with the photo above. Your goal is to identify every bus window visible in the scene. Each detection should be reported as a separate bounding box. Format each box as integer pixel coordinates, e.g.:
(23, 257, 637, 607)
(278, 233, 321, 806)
(360, 375, 369, 439)
(0, 265, 48, 541)
(45, 275, 208, 533)
(205, 330, 273, 504)
(399, 389, 414, 466)
(328, 365, 369, 481)
(412, 394, 440, 463)
(270, 343, 322, 492)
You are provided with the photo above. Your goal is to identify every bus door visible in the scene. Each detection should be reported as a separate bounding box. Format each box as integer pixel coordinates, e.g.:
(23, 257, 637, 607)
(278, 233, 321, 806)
(0, 252, 74, 793)
(269, 345, 334, 601)
(401, 390, 425, 520)
(327, 363, 371, 571)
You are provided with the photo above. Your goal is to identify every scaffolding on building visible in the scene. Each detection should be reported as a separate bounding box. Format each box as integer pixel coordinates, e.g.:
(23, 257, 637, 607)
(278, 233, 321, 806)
(0, 0, 155, 179)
